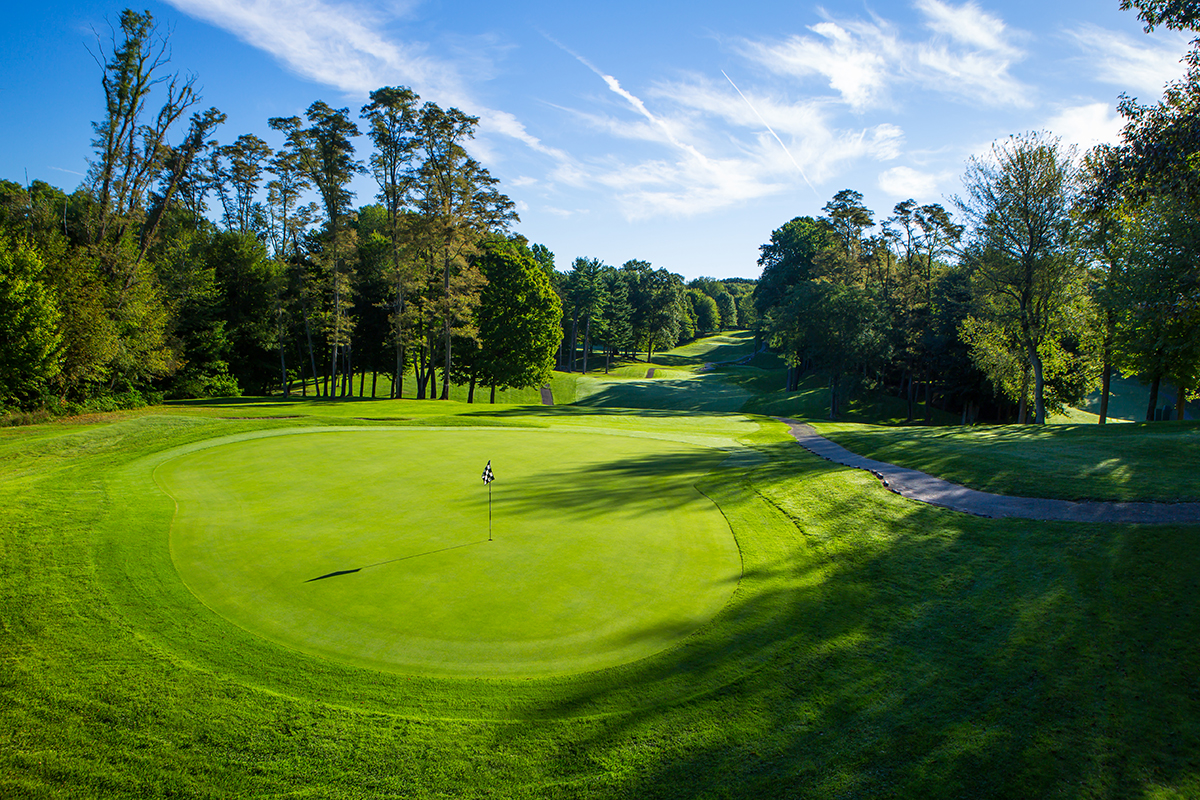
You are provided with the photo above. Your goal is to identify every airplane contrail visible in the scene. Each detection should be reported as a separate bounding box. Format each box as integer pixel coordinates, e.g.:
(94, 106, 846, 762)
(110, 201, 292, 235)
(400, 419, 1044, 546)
(721, 70, 818, 195)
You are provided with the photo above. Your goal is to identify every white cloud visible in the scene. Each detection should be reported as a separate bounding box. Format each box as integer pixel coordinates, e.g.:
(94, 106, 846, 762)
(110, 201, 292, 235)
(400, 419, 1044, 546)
(916, 0, 1019, 55)
(1068, 24, 1193, 98)
(163, 0, 569, 165)
(877, 165, 946, 199)
(737, 18, 898, 110)
(739, 1, 1031, 110)
(547, 71, 910, 219)
(1043, 102, 1123, 150)
(164, 0, 446, 96)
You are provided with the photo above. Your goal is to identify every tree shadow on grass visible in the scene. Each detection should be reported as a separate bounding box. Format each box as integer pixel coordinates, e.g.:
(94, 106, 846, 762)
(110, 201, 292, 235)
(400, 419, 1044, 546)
(492, 443, 1200, 798)
(492, 448, 734, 521)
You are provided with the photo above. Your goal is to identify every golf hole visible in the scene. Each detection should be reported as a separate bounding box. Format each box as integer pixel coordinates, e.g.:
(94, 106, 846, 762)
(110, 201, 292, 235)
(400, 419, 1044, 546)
(159, 428, 742, 677)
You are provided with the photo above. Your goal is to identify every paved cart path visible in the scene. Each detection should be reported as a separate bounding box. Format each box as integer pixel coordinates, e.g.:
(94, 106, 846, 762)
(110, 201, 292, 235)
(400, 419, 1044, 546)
(778, 417, 1200, 524)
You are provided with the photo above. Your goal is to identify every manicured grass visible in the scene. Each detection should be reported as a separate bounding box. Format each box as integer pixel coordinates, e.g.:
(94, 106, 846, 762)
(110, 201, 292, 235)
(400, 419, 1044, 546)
(4, 378, 1200, 797)
(814, 419, 1200, 502)
(158, 427, 738, 676)
(574, 373, 751, 412)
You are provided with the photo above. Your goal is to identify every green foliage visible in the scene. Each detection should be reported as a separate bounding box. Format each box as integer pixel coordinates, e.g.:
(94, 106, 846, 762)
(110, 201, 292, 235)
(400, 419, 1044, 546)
(958, 132, 1086, 424)
(473, 238, 561, 394)
(689, 288, 720, 334)
(0, 237, 62, 407)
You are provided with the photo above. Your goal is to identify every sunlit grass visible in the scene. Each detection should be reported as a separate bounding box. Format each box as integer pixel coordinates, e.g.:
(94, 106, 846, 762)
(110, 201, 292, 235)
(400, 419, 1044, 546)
(814, 419, 1200, 502)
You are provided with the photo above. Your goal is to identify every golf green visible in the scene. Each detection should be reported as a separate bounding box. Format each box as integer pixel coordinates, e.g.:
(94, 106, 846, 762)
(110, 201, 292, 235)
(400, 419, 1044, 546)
(155, 428, 741, 677)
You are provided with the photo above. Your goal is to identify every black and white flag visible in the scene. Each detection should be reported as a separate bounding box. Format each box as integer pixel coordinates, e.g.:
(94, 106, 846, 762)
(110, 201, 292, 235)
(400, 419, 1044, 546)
(481, 460, 494, 485)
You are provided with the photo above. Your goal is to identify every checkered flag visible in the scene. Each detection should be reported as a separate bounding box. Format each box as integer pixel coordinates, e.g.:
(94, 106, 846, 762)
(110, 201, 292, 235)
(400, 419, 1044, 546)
(481, 460, 494, 485)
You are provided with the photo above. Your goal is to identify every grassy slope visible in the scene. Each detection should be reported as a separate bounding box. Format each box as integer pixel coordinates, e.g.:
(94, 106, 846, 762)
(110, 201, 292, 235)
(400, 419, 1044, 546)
(3, 332, 1200, 798)
(813, 420, 1200, 503)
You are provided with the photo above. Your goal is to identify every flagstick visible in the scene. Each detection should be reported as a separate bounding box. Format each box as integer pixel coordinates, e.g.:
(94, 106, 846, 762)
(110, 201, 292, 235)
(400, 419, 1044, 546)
(488, 482, 493, 541)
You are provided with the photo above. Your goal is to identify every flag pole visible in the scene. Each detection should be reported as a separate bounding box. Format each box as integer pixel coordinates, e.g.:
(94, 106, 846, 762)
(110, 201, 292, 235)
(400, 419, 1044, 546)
(482, 460, 494, 542)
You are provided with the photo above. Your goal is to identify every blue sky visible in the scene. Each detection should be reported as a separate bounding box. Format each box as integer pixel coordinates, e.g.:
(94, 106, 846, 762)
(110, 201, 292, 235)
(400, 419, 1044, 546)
(1, 0, 1193, 279)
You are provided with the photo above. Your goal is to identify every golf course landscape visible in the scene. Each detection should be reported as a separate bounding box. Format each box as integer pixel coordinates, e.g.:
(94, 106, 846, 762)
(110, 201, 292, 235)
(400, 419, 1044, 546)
(3, 332, 1199, 798)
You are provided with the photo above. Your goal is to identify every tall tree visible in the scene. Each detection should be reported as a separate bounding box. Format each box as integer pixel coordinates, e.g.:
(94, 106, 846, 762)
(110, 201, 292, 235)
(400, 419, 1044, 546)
(472, 238, 562, 401)
(294, 102, 363, 396)
(957, 132, 1083, 424)
(413, 102, 516, 398)
(362, 86, 421, 399)
(566, 257, 607, 373)
(87, 9, 203, 246)
(214, 133, 272, 235)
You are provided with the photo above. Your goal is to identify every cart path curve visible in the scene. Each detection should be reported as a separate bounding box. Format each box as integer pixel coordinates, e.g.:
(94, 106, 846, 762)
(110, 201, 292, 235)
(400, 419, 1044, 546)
(777, 417, 1200, 524)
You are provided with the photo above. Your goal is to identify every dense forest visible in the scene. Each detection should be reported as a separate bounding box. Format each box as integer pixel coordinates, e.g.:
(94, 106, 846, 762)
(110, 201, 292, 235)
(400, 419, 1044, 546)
(753, 0, 1200, 424)
(0, 9, 727, 416)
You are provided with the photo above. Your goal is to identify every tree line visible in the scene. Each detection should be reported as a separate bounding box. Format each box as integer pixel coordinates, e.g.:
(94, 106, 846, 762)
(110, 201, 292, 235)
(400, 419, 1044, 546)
(751, 0, 1200, 425)
(0, 9, 720, 414)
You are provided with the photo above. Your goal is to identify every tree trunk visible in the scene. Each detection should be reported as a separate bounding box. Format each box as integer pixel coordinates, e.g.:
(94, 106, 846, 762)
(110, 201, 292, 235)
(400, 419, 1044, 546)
(1146, 374, 1161, 421)
(359, 367, 365, 398)
(371, 370, 377, 399)
(582, 316, 591, 374)
(415, 344, 427, 400)
(1030, 346, 1047, 425)
(1098, 314, 1114, 424)
(279, 326, 288, 399)
(428, 348, 438, 401)
(329, 342, 339, 399)
(490, 384, 496, 403)
(568, 311, 579, 373)
(394, 345, 404, 399)
(302, 306, 319, 397)
(1018, 367, 1030, 424)
(924, 377, 933, 424)
(467, 376, 475, 404)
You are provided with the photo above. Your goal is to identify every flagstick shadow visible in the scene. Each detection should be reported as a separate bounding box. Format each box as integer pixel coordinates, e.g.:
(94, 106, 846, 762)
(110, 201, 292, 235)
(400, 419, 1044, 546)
(304, 539, 488, 583)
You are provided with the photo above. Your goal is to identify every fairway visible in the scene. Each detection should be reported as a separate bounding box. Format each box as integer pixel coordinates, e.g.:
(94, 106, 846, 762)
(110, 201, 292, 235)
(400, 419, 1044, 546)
(155, 428, 741, 676)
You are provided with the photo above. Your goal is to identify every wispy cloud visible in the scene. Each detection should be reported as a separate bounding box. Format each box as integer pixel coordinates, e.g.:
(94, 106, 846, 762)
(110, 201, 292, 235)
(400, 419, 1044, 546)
(877, 165, 949, 200)
(736, 17, 899, 110)
(1042, 102, 1123, 150)
(163, 0, 569, 163)
(721, 70, 816, 194)
(1068, 24, 1193, 98)
(739, 1, 1030, 109)
(916, 0, 1019, 55)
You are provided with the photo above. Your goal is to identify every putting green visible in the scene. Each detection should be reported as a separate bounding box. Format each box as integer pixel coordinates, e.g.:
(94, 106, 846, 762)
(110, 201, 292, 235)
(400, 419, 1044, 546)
(156, 428, 741, 677)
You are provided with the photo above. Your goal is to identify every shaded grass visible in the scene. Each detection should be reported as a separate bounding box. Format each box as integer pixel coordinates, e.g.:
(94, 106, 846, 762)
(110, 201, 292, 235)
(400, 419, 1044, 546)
(814, 419, 1200, 502)
(3, 408, 1199, 798)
